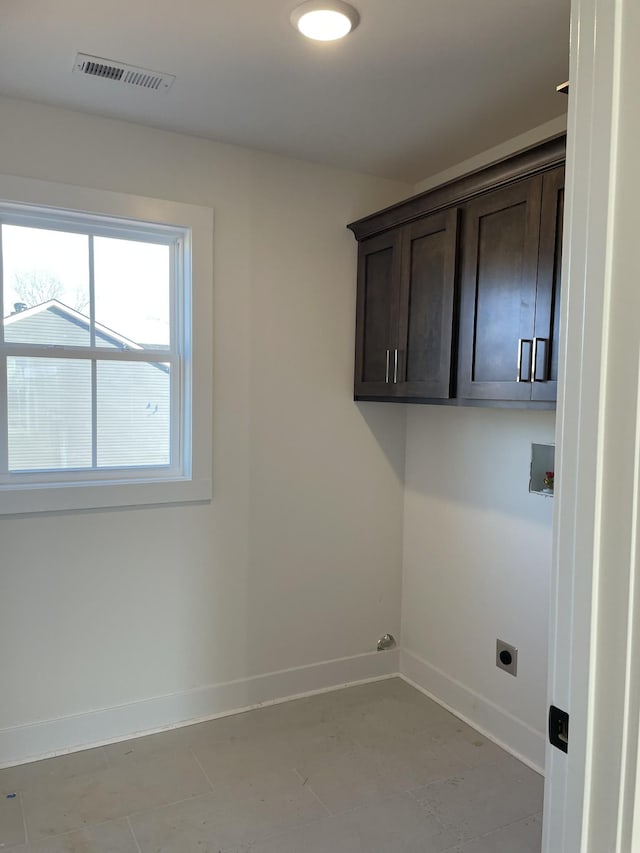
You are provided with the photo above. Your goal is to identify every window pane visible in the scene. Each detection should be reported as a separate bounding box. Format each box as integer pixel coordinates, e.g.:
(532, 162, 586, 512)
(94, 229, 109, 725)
(8, 357, 92, 471)
(94, 238, 170, 350)
(97, 361, 170, 467)
(2, 226, 90, 345)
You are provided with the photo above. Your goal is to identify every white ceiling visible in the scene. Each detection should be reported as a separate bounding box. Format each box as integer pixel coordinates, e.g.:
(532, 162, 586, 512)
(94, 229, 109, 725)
(0, 0, 570, 182)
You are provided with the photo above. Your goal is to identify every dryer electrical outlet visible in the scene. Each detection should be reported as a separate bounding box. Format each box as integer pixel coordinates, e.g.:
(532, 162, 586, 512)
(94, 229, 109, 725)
(496, 639, 518, 676)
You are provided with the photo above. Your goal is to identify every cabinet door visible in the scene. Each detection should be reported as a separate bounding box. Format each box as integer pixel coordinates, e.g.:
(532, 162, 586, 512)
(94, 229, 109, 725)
(396, 209, 459, 399)
(354, 230, 402, 398)
(457, 176, 543, 400)
(531, 166, 565, 402)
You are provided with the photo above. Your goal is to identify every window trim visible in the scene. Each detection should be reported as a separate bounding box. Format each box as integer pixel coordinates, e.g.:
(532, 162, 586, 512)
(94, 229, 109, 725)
(0, 174, 213, 515)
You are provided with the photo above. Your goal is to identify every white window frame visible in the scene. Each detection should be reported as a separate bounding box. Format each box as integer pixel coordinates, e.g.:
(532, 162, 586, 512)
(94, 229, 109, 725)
(0, 175, 213, 515)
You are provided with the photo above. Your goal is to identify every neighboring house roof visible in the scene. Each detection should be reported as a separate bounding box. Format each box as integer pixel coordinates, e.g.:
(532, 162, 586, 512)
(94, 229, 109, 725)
(4, 299, 144, 350)
(4, 300, 168, 372)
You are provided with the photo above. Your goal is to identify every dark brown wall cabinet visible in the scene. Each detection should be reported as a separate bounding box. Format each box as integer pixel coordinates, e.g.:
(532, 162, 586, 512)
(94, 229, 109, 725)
(348, 136, 565, 408)
(457, 165, 564, 402)
(355, 209, 458, 400)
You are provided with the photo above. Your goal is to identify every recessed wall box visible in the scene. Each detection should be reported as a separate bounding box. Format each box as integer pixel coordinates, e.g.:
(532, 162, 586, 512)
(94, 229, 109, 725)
(530, 443, 555, 497)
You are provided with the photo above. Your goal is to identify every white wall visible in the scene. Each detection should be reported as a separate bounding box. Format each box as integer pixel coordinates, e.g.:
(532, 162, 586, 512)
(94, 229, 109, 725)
(413, 115, 567, 194)
(401, 117, 567, 773)
(401, 408, 555, 769)
(0, 98, 568, 771)
(0, 96, 409, 764)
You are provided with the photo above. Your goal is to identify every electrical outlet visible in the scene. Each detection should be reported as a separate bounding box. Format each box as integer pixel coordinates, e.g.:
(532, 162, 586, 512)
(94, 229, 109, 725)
(496, 639, 518, 676)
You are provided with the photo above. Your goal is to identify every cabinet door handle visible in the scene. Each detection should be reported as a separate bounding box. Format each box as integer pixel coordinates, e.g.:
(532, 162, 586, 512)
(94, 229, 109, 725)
(532, 337, 548, 382)
(385, 349, 391, 383)
(517, 339, 533, 382)
(393, 349, 399, 383)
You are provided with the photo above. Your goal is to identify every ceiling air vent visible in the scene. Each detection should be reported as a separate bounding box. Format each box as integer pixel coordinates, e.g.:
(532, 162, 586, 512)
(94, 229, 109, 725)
(73, 54, 175, 92)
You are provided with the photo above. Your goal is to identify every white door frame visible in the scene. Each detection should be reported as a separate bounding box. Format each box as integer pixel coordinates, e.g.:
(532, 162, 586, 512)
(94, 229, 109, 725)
(544, 0, 640, 849)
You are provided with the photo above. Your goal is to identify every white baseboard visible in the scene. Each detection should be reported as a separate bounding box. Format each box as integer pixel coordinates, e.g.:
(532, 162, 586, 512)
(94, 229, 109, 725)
(400, 649, 545, 774)
(0, 649, 399, 768)
(1, 648, 545, 773)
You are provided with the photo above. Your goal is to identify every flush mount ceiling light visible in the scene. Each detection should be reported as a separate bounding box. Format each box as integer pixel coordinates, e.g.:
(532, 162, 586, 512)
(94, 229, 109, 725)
(290, 0, 360, 41)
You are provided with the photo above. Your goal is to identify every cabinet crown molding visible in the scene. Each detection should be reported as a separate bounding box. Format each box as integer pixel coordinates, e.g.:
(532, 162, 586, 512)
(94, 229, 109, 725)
(348, 134, 566, 242)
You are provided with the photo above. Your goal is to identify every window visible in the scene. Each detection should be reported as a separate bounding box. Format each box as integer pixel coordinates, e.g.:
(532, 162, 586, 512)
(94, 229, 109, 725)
(0, 176, 213, 514)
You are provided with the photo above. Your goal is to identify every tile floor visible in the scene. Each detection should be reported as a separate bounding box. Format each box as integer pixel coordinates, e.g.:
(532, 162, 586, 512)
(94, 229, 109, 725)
(0, 678, 543, 852)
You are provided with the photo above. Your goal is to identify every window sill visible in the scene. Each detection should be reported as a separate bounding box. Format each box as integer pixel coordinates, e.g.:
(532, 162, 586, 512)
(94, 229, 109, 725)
(0, 476, 212, 516)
